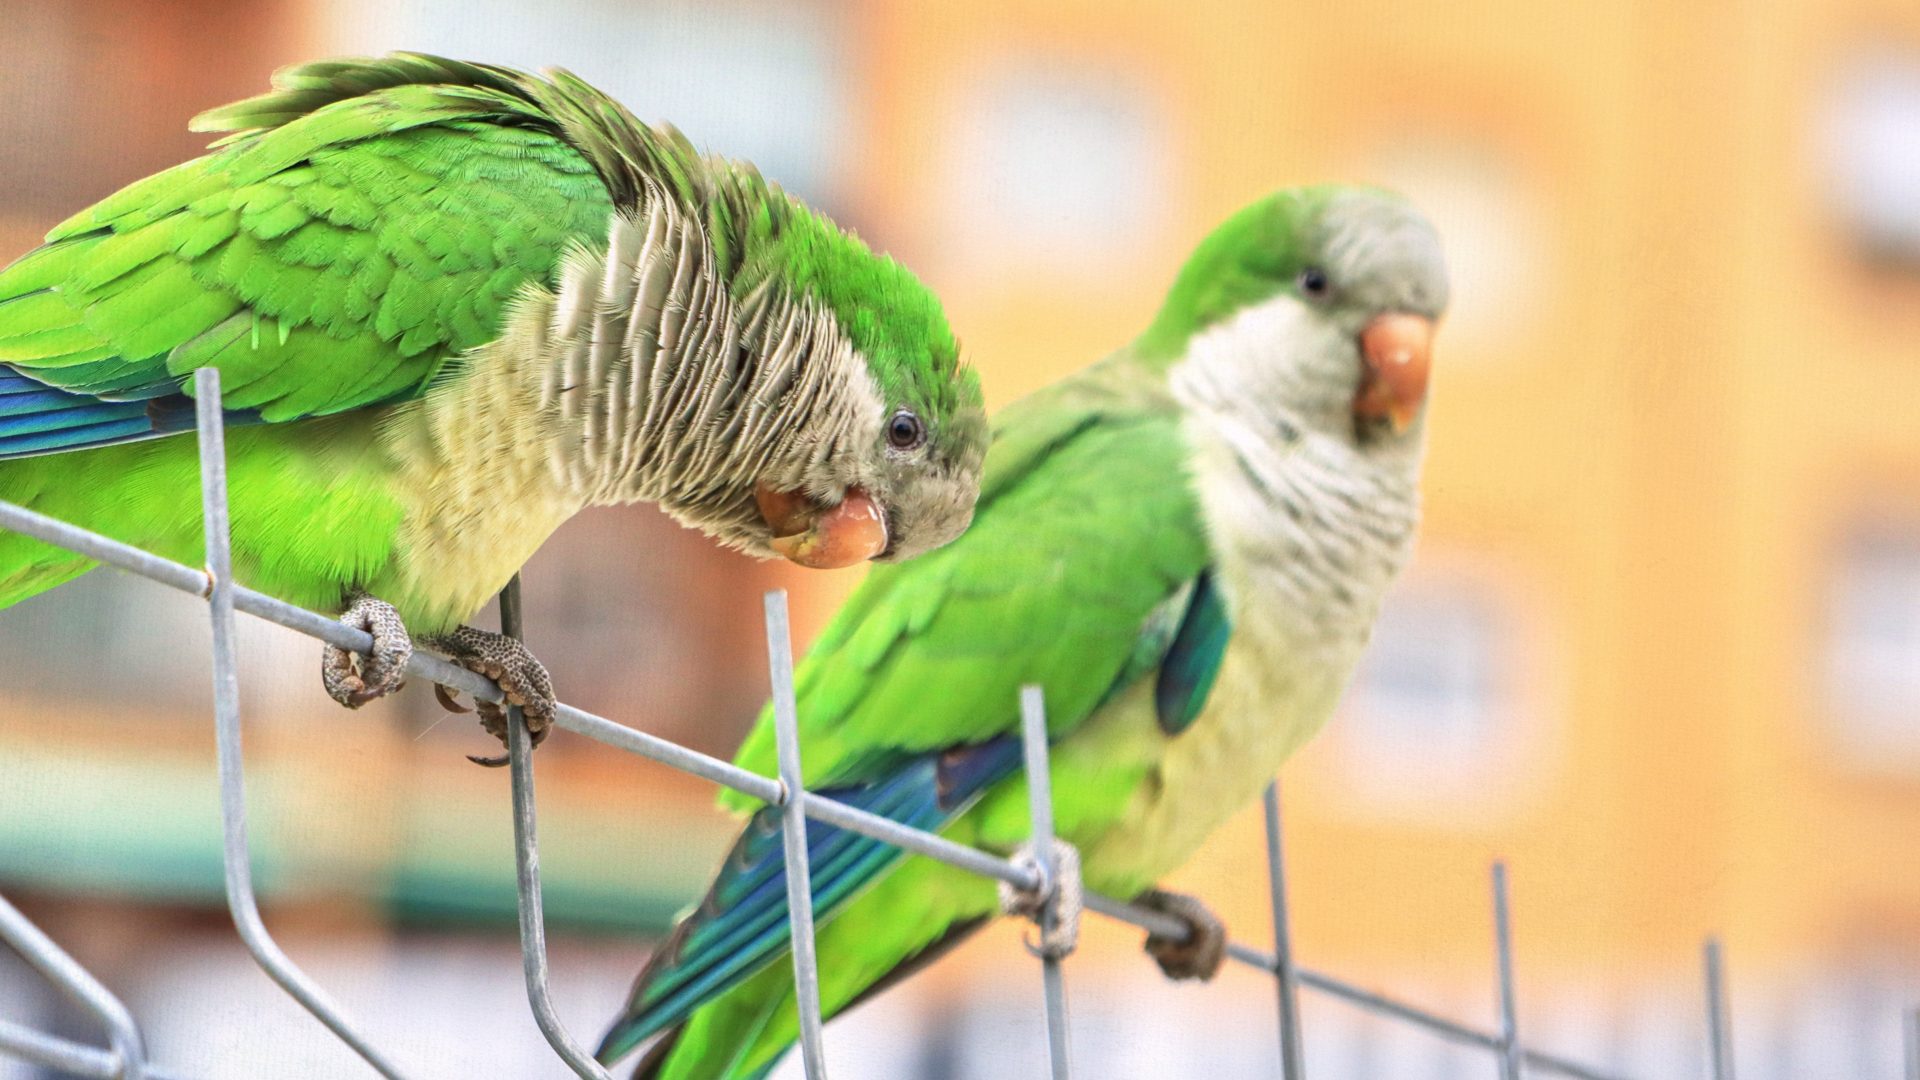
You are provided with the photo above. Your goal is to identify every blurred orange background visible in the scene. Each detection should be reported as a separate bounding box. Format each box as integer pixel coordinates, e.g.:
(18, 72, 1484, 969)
(2, 0, 1918, 1076)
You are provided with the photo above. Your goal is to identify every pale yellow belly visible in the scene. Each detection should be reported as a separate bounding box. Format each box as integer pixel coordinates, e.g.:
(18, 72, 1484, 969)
(370, 488, 578, 633)
(1075, 633, 1353, 895)
(362, 375, 584, 634)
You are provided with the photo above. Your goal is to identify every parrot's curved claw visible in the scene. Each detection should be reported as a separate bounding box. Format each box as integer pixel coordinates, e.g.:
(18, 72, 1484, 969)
(1135, 887, 1227, 981)
(998, 839, 1083, 960)
(321, 594, 413, 710)
(426, 626, 557, 768)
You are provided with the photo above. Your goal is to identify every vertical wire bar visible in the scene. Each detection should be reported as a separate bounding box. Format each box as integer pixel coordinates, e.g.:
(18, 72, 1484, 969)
(1703, 938, 1733, 1080)
(765, 590, 829, 1079)
(1262, 781, 1306, 1080)
(1491, 862, 1522, 1080)
(1020, 685, 1072, 1080)
(195, 368, 411, 1080)
(500, 576, 612, 1079)
(1903, 1007, 1919, 1080)
(0, 892, 147, 1080)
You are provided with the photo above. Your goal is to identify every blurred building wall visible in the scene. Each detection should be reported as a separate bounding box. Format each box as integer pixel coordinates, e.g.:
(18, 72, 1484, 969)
(1, 0, 1918, 1075)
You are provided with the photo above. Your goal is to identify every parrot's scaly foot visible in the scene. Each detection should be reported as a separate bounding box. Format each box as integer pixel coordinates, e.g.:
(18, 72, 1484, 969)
(1135, 888, 1227, 981)
(321, 594, 414, 709)
(426, 626, 557, 768)
(998, 839, 1083, 960)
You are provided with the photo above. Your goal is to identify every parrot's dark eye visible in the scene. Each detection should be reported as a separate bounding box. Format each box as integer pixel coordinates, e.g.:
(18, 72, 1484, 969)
(1298, 266, 1331, 299)
(886, 409, 926, 451)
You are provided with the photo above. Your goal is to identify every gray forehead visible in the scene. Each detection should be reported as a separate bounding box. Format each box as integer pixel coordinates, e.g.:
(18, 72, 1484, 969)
(1318, 190, 1451, 319)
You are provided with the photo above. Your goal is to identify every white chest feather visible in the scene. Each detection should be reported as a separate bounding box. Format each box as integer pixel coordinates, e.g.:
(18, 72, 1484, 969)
(359, 204, 879, 630)
(1084, 297, 1423, 889)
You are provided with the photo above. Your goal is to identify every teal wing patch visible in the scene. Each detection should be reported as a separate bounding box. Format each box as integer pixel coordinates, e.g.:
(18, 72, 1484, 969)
(1154, 569, 1229, 736)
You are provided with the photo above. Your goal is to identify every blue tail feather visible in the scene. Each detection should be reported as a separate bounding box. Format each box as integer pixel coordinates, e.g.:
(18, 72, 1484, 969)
(640, 763, 936, 1015)
(0, 416, 158, 457)
(598, 737, 1025, 1062)
(0, 402, 145, 436)
(0, 364, 263, 459)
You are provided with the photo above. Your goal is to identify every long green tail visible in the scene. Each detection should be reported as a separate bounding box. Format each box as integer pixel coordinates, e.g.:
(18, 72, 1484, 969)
(633, 855, 998, 1080)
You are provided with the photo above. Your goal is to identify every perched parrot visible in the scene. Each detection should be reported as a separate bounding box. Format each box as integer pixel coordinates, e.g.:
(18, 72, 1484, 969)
(596, 184, 1449, 1078)
(0, 54, 986, 752)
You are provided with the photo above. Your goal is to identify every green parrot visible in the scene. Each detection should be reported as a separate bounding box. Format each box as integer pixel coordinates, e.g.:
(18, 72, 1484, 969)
(594, 184, 1449, 1079)
(0, 53, 986, 752)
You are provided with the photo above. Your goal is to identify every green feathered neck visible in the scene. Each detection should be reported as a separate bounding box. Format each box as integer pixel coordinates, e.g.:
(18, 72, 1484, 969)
(720, 174, 975, 434)
(1134, 185, 1346, 365)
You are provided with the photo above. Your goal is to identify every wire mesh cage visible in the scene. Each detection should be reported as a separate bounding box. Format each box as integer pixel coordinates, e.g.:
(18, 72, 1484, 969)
(1, 368, 1913, 1079)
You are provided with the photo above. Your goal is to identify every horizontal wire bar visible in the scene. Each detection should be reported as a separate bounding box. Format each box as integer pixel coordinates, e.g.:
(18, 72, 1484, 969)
(794, 789, 1039, 890)
(1083, 894, 1622, 1080)
(0, 495, 1625, 1080)
(0, 499, 502, 705)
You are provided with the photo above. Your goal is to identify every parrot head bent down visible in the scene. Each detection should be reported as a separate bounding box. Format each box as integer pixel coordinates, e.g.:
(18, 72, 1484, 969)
(597, 184, 1448, 1078)
(0, 53, 986, 749)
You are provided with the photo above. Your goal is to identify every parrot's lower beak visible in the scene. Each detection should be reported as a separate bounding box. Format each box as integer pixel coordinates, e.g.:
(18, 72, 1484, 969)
(1354, 313, 1435, 433)
(756, 485, 891, 569)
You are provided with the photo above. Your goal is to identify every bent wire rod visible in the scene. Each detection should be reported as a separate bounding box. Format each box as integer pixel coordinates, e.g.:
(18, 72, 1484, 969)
(0, 892, 148, 1080)
(0, 495, 1030, 890)
(0, 1017, 187, 1080)
(500, 576, 613, 1080)
(766, 590, 831, 1079)
(1704, 938, 1733, 1080)
(1020, 685, 1073, 1080)
(1262, 782, 1306, 1080)
(0, 406, 1631, 1080)
(195, 369, 412, 1080)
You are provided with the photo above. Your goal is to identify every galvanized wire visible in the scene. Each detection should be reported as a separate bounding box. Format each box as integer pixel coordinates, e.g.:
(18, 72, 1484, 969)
(1905, 1007, 1918, 1080)
(0, 894, 146, 1079)
(0, 368, 1673, 1080)
(1262, 781, 1306, 1080)
(1020, 685, 1074, 1079)
(1493, 862, 1523, 1080)
(766, 591, 830, 1080)
(499, 577, 615, 1080)
(1704, 938, 1733, 1080)
(195, 370, 412, 1080)
(0, 1018, 185, 1080)
(0, 470, 1642, 1079)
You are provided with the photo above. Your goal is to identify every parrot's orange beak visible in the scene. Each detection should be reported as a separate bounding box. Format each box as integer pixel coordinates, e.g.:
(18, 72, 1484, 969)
(756, 485, 891, 569)
(1354, 313, 1435, 433)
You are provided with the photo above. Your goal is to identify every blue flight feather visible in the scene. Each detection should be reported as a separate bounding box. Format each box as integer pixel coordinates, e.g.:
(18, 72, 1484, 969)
(1154, 570, 1230, 737)
(0, 364, 263, 459)
(596, 738, 1023, 1063)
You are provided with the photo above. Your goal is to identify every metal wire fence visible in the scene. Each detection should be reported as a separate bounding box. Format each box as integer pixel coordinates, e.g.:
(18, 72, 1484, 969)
(0, 367, 1911, 1079)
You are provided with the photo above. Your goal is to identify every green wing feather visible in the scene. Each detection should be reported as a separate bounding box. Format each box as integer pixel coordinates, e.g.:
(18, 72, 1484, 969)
(0, 54, 637, 424)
